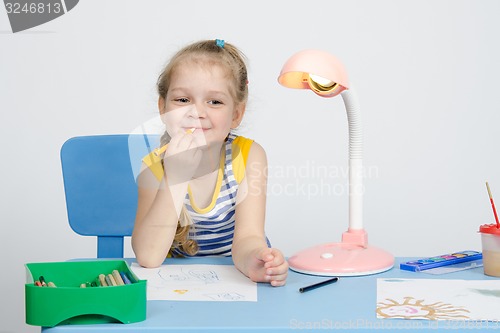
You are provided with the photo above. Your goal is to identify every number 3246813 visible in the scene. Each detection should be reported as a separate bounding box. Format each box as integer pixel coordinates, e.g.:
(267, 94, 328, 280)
(5, 2, 62, 14)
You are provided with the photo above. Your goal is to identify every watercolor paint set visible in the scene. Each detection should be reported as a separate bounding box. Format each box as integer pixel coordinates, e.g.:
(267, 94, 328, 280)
(399, 251, 483, 272)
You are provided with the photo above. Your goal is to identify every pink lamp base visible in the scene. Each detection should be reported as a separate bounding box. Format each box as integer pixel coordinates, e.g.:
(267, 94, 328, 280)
(288, 242, 394, 277)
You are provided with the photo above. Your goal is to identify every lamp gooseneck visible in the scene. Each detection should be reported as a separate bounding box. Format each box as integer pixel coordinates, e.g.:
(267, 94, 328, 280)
(342, 90, 362, 160)
(341, 90, 364, 232)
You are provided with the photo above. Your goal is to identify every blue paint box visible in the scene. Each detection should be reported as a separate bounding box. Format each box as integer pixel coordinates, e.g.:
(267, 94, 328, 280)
(400, 251, 483, 272)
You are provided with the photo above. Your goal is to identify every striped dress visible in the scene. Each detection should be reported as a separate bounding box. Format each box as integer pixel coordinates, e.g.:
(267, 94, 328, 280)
(170, 133, 251, 257)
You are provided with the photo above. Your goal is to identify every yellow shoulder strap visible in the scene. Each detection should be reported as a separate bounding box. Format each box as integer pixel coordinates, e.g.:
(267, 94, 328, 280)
(232, 136, 253, 184)
(142, 150, 164, 181)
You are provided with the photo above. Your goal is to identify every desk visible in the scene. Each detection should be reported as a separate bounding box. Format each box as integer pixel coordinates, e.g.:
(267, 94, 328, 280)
(42, 257, 500, 332)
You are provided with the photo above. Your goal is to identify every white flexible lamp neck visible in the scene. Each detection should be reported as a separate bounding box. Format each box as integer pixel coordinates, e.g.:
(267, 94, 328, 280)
(341, 89, 363, 231)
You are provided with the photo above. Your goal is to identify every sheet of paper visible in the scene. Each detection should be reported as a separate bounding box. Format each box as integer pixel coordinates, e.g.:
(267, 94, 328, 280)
(377, 278, 500, 321)
(130, 263, 257, 301)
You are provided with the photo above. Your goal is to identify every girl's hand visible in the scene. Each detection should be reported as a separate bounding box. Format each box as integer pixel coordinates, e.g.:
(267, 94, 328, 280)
(248, 247, 288, 287)
(163, 130, 204, 185)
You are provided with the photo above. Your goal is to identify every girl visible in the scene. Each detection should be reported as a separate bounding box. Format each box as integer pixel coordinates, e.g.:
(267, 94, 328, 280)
(132, 39, 288, 286)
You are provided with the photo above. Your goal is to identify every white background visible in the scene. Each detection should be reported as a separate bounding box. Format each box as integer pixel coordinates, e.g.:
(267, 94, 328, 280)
(1, 1, 500, 332)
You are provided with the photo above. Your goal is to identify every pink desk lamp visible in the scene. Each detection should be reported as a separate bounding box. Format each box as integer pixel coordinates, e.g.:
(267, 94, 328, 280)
(278, 49, 394, 276)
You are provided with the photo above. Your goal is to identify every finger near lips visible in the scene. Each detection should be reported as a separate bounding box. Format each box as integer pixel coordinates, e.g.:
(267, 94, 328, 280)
(171, 132, 195, 150)
(183, 130, 207, 149)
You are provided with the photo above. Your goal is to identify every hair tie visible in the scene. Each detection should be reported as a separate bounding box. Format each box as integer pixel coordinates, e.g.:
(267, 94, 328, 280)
(215, 39, 225, 48)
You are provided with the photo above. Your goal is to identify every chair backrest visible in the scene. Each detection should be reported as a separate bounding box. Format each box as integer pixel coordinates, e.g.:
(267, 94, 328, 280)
(60, 134, 160, 258)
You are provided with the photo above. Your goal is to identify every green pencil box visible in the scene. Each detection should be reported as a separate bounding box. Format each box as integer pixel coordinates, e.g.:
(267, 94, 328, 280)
(25, 259, 146, 327)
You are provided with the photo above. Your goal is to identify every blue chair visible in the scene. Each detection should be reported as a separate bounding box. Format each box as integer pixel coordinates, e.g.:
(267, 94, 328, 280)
(60, 134, 160, 258)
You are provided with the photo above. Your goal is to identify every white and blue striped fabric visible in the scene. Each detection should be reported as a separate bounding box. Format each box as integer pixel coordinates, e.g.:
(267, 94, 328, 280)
(171, 133, 242, 257)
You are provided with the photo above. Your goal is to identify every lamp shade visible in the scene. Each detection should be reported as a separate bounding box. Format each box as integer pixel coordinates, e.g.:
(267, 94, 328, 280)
(278, 49, 349, 98)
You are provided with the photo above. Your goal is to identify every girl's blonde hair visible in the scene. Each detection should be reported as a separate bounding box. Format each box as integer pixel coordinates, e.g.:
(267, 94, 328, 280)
(157, 39, 249, 256)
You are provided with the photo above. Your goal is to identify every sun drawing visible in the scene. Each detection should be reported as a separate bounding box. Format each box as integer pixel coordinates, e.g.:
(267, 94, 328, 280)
(377, 296, 470, 320)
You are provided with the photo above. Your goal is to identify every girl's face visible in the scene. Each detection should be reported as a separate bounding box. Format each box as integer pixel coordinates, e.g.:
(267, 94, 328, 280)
(159, 62, 245, 147)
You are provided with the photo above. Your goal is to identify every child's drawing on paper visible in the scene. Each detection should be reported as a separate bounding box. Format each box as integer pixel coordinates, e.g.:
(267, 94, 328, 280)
(130, 263, 257, 301)
(377, 296, 470, 320)
(157, 267, 219, 284)
(205, 292, 245, 301)
(377, 278, 500, 321)
(187, 269, 219, 283)
(159, 272, 188, 282)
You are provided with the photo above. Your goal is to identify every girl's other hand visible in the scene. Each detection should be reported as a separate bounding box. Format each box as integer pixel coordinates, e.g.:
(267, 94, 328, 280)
(249, 247, 288, 287)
